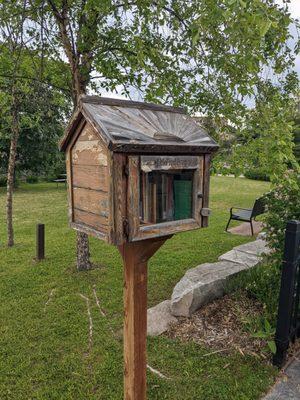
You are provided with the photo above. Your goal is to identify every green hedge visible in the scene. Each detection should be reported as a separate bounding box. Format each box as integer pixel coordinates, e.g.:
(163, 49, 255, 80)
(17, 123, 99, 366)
(244, 169, 270, 182)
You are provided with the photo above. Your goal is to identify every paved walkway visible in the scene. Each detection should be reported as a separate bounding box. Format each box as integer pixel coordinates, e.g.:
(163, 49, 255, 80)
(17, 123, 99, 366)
(228, 220, 263, 236)
(263, 357, 300, 399)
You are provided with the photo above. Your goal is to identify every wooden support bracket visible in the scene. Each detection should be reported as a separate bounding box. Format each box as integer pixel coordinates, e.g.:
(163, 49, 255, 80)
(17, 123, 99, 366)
(118, 236, 172, 400)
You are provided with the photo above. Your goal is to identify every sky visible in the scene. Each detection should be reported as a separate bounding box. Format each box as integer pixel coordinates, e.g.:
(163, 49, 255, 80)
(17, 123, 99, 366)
(100, 1, 300, 101)
(281, 0, 300, 76)
(286, 0, 300, 19)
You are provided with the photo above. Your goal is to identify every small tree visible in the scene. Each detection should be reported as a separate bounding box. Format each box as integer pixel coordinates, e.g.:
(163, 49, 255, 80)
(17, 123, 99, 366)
(0, 80, 69, 179)
(28, 0, 298, 269)
(0, 0, 29, 246)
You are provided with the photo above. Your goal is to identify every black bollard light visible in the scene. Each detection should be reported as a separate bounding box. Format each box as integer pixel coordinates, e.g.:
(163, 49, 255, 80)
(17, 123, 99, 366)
(36, 223, 45, 260)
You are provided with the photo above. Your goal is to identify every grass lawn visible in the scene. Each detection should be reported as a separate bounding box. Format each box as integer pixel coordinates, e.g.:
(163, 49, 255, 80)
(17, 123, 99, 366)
(0, 176, 277, 399)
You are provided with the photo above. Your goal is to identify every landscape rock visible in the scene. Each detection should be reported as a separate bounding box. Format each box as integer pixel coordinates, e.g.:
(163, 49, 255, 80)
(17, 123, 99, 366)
(170, 260, 248, 317)
(257, 231, 267, 240)
(147, 300, 178, 336)
(233, 239, 270, 256)
(218, 248, 259, 267)
(170, 238, 271, 318)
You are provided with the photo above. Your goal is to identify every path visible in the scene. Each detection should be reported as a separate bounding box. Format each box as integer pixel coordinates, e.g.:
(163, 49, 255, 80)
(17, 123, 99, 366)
(263, 356, 300, 400)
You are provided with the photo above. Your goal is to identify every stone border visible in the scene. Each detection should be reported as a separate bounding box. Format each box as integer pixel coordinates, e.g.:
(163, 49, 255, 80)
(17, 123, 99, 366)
(147, 237, 270, 336)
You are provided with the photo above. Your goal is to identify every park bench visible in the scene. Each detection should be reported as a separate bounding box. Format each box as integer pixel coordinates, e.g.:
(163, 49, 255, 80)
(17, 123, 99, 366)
(225, 197, 265, 236)
(53, 174, 67, 188)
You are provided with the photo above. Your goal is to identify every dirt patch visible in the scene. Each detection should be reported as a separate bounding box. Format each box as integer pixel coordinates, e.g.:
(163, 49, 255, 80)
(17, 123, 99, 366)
(166, 293, 269, 359)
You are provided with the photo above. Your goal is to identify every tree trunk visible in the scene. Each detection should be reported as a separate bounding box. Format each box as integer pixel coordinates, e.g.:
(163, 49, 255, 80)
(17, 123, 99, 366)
(76, 231, 92, 271)
(73, 73, 92, 271)
(6, 88, 20, 247)
(46, 3, 92, 271)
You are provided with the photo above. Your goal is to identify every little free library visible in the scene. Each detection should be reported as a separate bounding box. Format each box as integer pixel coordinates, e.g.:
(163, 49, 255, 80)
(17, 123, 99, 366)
(60, 95, 218, 400)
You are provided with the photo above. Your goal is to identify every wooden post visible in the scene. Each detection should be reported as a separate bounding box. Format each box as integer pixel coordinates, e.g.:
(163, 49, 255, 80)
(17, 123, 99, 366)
(118, 237, 171, 400)
(36, 223, 45, 260)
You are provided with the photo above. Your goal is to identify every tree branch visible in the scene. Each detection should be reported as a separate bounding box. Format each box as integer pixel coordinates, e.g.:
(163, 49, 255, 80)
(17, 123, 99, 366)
(0, 73, 70, 93)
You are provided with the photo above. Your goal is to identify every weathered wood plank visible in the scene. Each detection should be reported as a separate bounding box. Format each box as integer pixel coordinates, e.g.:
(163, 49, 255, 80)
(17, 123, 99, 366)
(76, 123, 99, 142)
(71, 222, 108, 241)
(202, 154, 211, 227)
(82, 95, 185, 114)
(122, 245, 147, 400)
(73, 208, 108, 230)
(150, 181, 157, 223)
(72, 164, 108, 192)
(72, 139, 108, 166)
(127, 156, 140, 241)
(118, 238, 170, 400)
(112, 153, 127, 244)
(65, 119, 86, 224)
(106, 150, 115, 244)
(71, 122, 108, 166)
(193, 156, 204, 225)
(136, 219, 200, 241)
(73, 187, 109, 216)
(141, 155, 199, 171)
(111, 143, 218, 154)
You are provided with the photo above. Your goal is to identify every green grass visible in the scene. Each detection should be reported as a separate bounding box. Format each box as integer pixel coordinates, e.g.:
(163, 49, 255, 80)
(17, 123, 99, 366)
(0, 177, 277, 399)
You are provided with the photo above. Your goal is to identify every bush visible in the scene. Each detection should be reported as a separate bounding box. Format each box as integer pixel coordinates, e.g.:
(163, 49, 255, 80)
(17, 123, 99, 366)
(0, 174, 6, 187)
(227, 263, 281, 326)
(0, 174, 20, 188)
(244, 169, 270, 182)
(226, 170, 299, 335)
(44, 175, 57, 182)
(263, 170, 300, 264)
(26, 175, 39, 184)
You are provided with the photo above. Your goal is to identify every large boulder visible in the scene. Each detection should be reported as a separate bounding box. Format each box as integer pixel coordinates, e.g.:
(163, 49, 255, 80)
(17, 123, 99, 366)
(170, 260, 246, 317)
(230, 239, 270, 256)
(170, 239, 269, 317)
(147, 300, 178, 336)
(219, 239, 269, 267)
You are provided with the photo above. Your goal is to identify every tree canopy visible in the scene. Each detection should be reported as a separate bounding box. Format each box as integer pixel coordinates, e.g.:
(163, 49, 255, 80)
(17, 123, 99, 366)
(27, 1, 298, 113)
(0, 0, 299, 179)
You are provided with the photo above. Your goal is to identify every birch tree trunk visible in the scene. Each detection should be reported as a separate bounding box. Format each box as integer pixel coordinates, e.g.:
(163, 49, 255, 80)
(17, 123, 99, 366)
(6, 87, 20, 247)
(74, 77, 91, 271)
(46, 1, 93, 271)
(76, 231, 92, 271)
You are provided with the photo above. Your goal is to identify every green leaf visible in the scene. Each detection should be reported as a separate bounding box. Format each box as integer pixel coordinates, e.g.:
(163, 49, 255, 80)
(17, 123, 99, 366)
(260, 20, 272, 37)
(252, 331, 267, 339)
(267, 341, 276, 354)
(192, 27, 201, 46)
(264, 319, 271, 333)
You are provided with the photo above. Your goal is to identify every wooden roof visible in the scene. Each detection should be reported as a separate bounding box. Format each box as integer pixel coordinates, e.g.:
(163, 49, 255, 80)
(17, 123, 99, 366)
(60, 96, 218, 154)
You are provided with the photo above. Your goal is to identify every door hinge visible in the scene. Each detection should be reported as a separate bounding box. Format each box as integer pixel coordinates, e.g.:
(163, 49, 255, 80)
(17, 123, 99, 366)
(123, 219, 129, 238)
(123, 164, 129, 177)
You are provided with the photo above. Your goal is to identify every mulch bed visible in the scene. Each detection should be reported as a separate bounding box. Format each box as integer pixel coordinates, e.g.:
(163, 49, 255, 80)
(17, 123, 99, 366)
(166, 293, 300, 364)
(166, 293, 269, 360)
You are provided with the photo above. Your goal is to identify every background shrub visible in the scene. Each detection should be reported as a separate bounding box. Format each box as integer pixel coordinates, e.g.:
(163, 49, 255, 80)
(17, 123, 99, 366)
(263, 170, 300, 264)
(0, 174, 20, 188)
(0, 174, 6, 187)
(244, 169, 270, 182)
(26, 175, 39, 184)
(227, 263, 281, 326)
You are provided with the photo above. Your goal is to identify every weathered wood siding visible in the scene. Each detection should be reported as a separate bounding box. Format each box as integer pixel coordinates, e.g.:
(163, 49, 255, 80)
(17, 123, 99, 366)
(71, 122, 110, 236)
